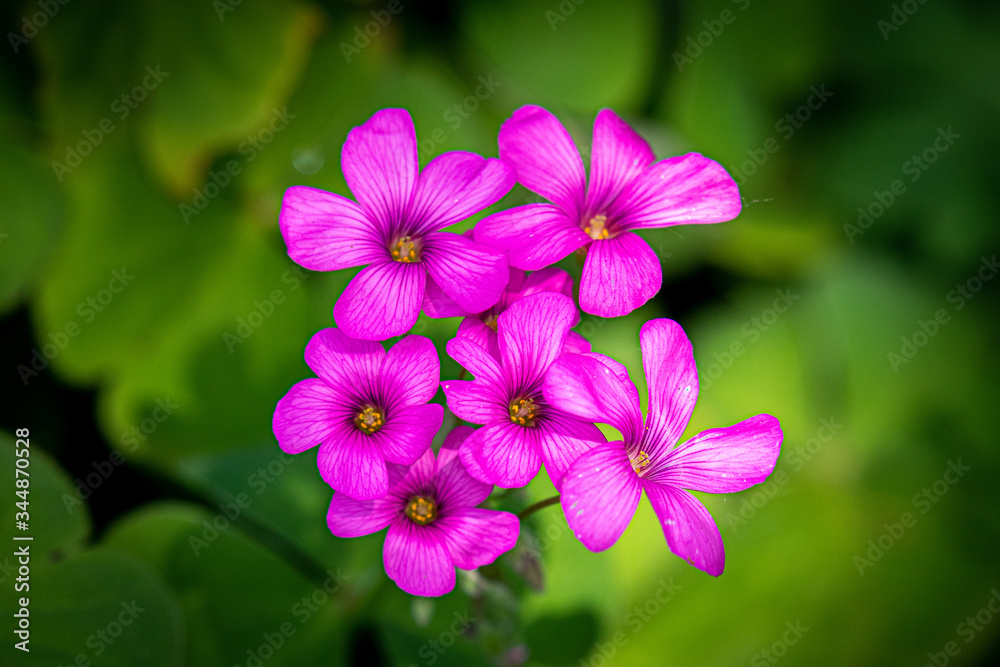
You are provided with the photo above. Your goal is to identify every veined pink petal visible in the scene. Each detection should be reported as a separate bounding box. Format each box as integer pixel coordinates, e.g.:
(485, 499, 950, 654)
(435, 447, 493, 508)
(326, 465, 407, 537)
(560, 441, 641, 551)
(562, 331, 591, 355)
(609, 153, 741, 230)
(422, 273, 468, 319)
(653, 414, 782, 493)
(460, 420, 541, 488)
(585, 109, 655, 213)
(334, 261, 425, 341)
(535, 410, 605, 490)
(498, 292, 577, 389)
(520, 266, 575, 300)
(543, 353, 643, 443)
(444, 336, 509, 395)
(442, 425, 475, 451)
(455, 317, 498, 359)
(579, 232, 662, 318)
(381, 335, 440, 407)
(303, 328, 385, 398)
(435, 508, 520, 570)
(375, 403, 443, 465)
(279, 186, 385, 271)
(644, 482, 725, 576)
(407, 152, 515, 232)
(383, 521, 455, 597)
(342, 108, 418, 228)
(638, 319, 699, 459)
(272, 379, 346, 455)
(422, 232, 508, 314)
(498, 105, 587, 217)
(316, 425, 389, 500)
(475, 204, 588, 271)
(398, 445, 439, 495)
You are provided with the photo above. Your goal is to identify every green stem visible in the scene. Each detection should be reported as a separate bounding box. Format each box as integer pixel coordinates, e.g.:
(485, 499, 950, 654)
(517, 495, 560, 520)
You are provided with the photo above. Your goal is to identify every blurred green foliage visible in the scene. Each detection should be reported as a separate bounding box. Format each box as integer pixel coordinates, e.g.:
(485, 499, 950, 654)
(1, 0, 999, 665)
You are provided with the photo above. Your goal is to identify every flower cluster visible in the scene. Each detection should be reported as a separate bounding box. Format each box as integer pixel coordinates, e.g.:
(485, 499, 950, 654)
(274, 107, 783, 597)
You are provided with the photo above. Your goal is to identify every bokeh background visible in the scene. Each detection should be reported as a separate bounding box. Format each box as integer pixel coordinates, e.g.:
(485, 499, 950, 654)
(2, 0, 999, 665)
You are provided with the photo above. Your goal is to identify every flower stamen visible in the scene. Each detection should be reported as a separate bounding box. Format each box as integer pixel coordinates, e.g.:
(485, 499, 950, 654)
(391, 235, 420, 263)
(354, 406, 384, 434)
(509, 397, 539, 427)
(405, 495, 437, 525)
(631, 450, 651, 474)
(583, 214, 610, 240)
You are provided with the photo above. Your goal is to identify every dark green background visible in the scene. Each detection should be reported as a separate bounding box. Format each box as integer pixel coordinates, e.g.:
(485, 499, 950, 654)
(2, 0, 999, 665)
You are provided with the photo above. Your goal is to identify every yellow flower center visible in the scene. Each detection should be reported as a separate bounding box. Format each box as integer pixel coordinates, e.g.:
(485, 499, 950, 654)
(354, 406, 384, 434)
(509, 397, 539, 427)
(631, 450, 651, 474)
(583, 214, 610, 240)
(391, 235, 421, 263)
(405, 496, 437, 525)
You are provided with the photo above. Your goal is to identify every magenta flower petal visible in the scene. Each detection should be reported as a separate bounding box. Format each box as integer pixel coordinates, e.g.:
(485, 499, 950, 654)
(303, 328, 385, 394)
(441, 425, 475, 451)
(455, 317, 496, 357)
(335, 261, 426, 341)
(435, 446, 492, 506)
(562, 331, 591, 355)
(560, 442, 642, 551)
(475, 204, 588, 271)
(654, 414, 783, 493)
(422, 232, 507, 314)
(498, 105, 587, 217)
(273, 379, 343, 455)
(497, 292, 577, 387)
(375, 403, 443, 465)
(441, 338, 509, 423)
(609, 153, 742, 230)
(638, 319, 699, 457)
(460, 420, 542, 488)
(543, 353, 643, 443)
(341, 108, 418, 226)
(383, 521, 456, 597)
(422, 273, 467, 319)
(326, 465, 407, 537)
(435, 507, 520, 570)
(279, 186, 385, 271)
(644, 482, 725, 576)
(535, 411, 605, 490)
(317, 426, 389, 500)
(407, 151, 515, 232)
(381, 334, 441, 407)
(585, 109, 655, 213)
(579, 232, 662, 318)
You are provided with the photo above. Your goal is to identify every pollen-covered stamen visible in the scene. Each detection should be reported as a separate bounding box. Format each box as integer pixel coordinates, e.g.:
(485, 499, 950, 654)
(390, 235, 421, 263)
(583, 214, 611, 240)
(354, 406, 384, 434)
(509, 397, 540, 427)
(631, 450, 651, 474)
(404, 495, 437, 525)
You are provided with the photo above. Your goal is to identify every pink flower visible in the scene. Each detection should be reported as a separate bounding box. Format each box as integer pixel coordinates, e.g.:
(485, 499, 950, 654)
(280, 108, 516, 341)
(424, 264, 590, 359)
(543, 319, 782, 575)
(476, 106, 742, 318)
(273, 328, 443, 500)
(442, 292, 606, 490)
(327, 427, 520, 597)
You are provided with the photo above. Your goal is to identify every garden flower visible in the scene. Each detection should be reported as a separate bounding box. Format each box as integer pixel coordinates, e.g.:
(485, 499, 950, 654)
(475, 106, 742, 318)
(543, 318, 782, 575)
(326, 426, 520, 597)
(273, 328, 443, 500)
(424, 264, 589, 359)
(441, 292, 605, 489)
(280, 108, 515, 341)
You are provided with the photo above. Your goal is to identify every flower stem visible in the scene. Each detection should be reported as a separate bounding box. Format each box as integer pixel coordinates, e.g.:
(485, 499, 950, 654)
(517, 495, 560, 520)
